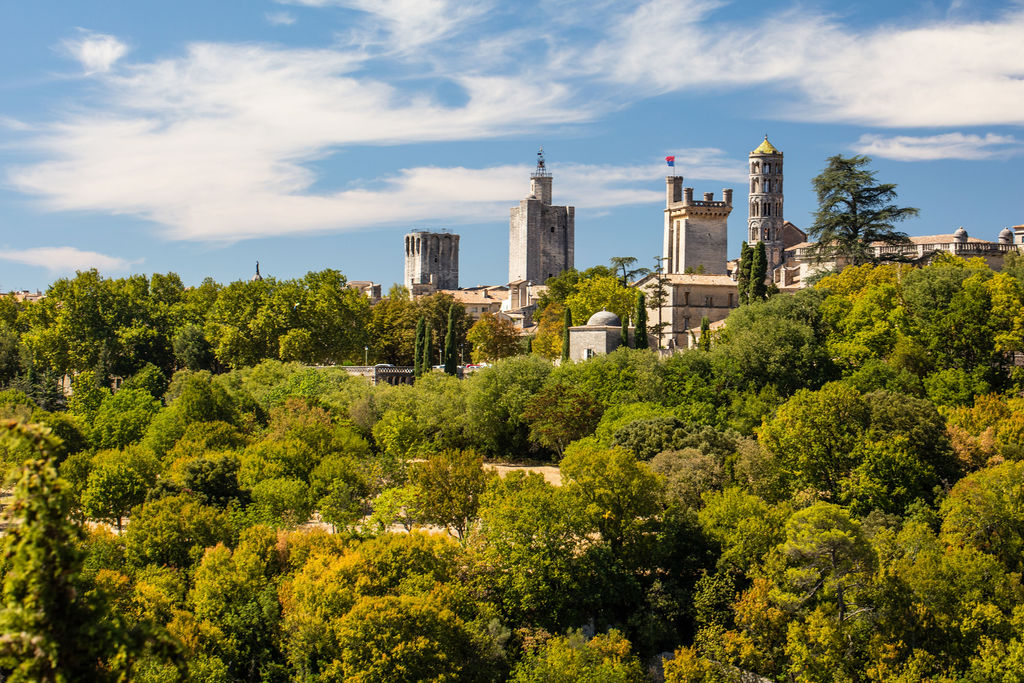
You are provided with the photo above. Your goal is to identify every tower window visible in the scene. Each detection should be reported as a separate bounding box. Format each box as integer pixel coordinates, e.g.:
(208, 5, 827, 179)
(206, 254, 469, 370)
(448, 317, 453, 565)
(765, 163, 771, 173)
(764, 180, 771, 193)
(551, 226, 555, 233)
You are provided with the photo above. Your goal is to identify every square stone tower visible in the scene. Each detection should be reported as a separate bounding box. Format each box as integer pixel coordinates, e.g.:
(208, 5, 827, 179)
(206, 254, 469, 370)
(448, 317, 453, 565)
(663, 175, 733, 274)
(404, 231, 459, 292)
(509, 149, 575, 284)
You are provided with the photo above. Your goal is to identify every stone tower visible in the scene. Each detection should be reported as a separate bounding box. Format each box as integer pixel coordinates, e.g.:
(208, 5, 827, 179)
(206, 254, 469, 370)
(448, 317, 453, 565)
(404, 231, 459, 292)
(509, 148, 575, 284)
(748, 136, 784, 273)
(663, 175, 733, 274)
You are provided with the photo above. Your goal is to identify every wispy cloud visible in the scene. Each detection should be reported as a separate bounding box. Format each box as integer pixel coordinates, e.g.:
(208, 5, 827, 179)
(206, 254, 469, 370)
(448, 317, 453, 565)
(265, 11, 296, 26)
(0, 247, 135, 273)
(853, 133, 1021, 161)
(61, 31, 128, 74)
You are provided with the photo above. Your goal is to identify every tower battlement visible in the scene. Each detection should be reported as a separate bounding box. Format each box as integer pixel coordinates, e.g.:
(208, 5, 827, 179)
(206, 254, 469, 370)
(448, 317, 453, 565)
(662, 175, 732, 274)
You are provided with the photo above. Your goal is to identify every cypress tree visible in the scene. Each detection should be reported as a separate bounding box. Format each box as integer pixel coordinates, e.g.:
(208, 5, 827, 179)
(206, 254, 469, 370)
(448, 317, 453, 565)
(443, 304, 458, 375)
(413, 317, 425, 377)
(561, 308, 572, 362)
(699, 316, 711, 351)
(421, 323, 433, 373)
(737, 241, 752, 304)
(749, 242, 768, 301)
(635, 293, 649, 350)
(620, 311, 630, 349)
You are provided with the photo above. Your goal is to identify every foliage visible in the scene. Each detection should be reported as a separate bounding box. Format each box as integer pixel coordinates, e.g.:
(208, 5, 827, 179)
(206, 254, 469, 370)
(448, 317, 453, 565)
(467, 312, 523, 364)
(510, 629, 645, 683)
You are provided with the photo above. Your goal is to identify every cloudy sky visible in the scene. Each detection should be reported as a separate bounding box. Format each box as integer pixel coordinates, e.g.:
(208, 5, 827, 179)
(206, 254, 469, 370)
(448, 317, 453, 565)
(2, 0, 1023, 290)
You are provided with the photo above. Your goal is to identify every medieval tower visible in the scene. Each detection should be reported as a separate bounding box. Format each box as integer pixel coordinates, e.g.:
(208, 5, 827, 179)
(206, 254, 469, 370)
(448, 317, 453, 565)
(748, 136, 784, 273)
(508, 149, 575, 284)
(404, 231, 459, 292)
(663, 174, 733, 274)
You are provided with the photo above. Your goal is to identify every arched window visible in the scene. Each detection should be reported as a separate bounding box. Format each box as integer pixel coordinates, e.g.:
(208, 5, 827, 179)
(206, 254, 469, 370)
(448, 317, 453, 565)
(764, 180, 771, 193)
(765, 203, 770, 217)
(765, 163, 771, 173)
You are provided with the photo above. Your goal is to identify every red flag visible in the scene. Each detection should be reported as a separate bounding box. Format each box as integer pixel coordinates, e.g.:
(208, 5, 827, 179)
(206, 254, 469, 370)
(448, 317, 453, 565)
(665, 156, 675, 166)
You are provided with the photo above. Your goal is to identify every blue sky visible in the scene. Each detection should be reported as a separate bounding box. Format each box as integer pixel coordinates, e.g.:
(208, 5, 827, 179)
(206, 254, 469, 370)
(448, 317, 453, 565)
(2, 0, 1023, 291)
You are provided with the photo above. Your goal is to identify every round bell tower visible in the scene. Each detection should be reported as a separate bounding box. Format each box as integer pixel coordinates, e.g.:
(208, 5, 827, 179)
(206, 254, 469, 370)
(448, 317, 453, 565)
(748, 136, 784, 274)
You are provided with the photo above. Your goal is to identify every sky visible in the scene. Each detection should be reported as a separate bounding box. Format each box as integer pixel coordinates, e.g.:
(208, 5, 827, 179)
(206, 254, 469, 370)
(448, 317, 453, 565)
(1, 0, 1023, 292)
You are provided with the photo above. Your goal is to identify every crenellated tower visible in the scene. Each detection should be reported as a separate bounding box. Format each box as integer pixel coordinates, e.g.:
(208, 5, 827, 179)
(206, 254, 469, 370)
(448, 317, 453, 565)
(748, 136, 784, 273)
(404, 230, 459, 292)
(663, 174, 733, 274)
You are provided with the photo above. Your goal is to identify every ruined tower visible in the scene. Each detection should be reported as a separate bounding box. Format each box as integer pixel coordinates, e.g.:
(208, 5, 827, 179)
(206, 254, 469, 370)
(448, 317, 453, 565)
(663, 174, 733, 274)
(404, 231, 459, 292)
(748, 136, 784, 273)
(508, 148, 575, 284)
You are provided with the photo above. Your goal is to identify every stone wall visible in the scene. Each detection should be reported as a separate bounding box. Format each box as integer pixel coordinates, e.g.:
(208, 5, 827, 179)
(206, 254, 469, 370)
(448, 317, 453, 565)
(405, 231, 459, 291)
(509, 174, 574, 284)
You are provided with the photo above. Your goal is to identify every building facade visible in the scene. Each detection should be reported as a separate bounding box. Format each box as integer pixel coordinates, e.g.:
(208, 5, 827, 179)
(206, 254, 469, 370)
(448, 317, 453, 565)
(404, 231, 459, 293)
(663, 176, 733, 274)
(637, 272, 739, 350)
(748, 136, 785, 274)
(509, 150, 575, 284)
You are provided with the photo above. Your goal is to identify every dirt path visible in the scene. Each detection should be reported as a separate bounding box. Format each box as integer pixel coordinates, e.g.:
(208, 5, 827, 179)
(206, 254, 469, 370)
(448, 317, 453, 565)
(487, 463, 562, 486)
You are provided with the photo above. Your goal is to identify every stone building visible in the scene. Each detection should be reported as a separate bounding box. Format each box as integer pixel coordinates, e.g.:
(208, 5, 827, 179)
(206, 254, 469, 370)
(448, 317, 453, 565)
(568, 310, 633, 362)
(404, 231, 459, 294)
(509, 149, 575, 284)
(663, 175, 733, 275)
(748, 136, 786, 273)
(636, 272, 739, 350)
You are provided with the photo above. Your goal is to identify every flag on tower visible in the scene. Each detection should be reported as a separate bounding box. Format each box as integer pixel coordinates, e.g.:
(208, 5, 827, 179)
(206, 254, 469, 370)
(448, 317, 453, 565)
(665, 156, 675, 167)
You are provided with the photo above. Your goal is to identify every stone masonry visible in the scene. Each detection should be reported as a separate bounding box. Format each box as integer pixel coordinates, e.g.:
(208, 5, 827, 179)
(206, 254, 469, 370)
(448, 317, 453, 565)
(663, 176, 733, 274)
(404, 231, 459, 291)
(509, 149, 575, 284)
(748, 136, 785, 274)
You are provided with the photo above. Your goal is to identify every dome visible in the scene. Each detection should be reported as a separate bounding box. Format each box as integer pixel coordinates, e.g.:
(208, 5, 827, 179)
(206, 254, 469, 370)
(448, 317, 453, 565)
(586, 310, 621, 327)
(1000, 227, 1013, 244)
(953, 226, 968, 243)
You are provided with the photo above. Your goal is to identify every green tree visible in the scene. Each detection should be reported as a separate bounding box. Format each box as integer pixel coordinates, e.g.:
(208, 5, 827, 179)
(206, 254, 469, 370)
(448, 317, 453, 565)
(409, 449, 493, 543)
(421, 321, 433, 374)
(444, 304, 458, 375)
(737, 241, 753, 305)
(561, 307, 571, 362)
(511, 629, 645, 683)
(698, 316, 711, 351)
(620, 311, 630, 349)
(522, 384, 604, 458)
(609, 256, 644, 287)
(564, 276, 637, 328)
(91, 386, 161, 449)
(807, 154, 919, 265)
(368, 287, 418, 366)
(414, 315, 426, 377)
(748, 241, 767, 301)
(466, 312, 522, 363)
(635, 293, 649, 350)
(81, 461, 148, 532)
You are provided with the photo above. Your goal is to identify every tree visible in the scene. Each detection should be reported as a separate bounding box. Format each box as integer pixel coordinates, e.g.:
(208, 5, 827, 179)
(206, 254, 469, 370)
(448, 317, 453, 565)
(368, 287, 418, 365)
(466, 312, 522, 364)
(421, 321, 433, 373)
(511, 629, 645, 683)
(635, 293, 649, 350)
(737, 241, 753, 305)
(807, 154, 919, 265)
(564, 276, 637, 328)
(0, 421, 183, 681)
(522, 384, 604, 458)
(81, 461, 148, 532)
(561, 308, 571, 362)
(748, 241, 767, 301)
(414, 316, 425, 377)
(698, 316, 711, 351)
(409, 449, 493, 542)
(444, 304, 458, 375)
(609, 256, 644, 287)
(643, 257, 669, 347)
(620, 312, 630, 349)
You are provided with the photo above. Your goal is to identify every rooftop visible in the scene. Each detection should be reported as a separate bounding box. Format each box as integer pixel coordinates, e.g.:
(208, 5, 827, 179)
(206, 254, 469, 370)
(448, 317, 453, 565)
(752, 136, 781, 155)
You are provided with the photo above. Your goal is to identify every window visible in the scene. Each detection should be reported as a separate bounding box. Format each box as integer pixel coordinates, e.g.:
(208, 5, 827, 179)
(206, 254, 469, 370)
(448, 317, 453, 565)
(765, 163, 771, 173)
(705, 296, 712, 307)
(684, 291, 690, 305)
(764, 180, 770, 193)
(728, 293, 734, 306)
(584, 348, 595, 360)
(550, 226, 555, 233)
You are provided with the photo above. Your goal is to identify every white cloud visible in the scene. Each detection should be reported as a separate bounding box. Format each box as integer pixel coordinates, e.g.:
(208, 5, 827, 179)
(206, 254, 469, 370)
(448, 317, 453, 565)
(853, 132, 1021, 161)
(265, 11, 296, 26)
(61, 31, 128, 74)
(591, 1, 1024, 127)
(0, 247, 134, 273)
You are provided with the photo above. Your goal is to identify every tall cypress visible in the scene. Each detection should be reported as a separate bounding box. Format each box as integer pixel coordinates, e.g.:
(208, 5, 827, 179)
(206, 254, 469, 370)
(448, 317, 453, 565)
(699, 316, 711, 351)
(620, 311, 630, 349)
(411, 317, 423, 378)
(421, 323, 433, 373)
(737, 241, 752, 305)
(635, 293, 649, 350)
(561, 308, 572, 362)
(443, 304, 458, 375)
(749, 242, 768, 302)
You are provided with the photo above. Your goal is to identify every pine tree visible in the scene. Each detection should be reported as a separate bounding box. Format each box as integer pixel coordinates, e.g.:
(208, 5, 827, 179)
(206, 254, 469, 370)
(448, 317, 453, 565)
(737, 241, 753, 305)
(443, 304, 458, 375)
(413, 317, 425, 377)
(749, 242, 768, 302)
(561, 308, 572, 363)
(421, 323, 433, 373)
(635, 293, 649, 350)
(698, 316, 711, 351)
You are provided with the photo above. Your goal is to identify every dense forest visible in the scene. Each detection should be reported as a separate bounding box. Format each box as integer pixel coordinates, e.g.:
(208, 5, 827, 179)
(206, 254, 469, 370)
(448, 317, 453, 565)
(4, 252, 1024, 681)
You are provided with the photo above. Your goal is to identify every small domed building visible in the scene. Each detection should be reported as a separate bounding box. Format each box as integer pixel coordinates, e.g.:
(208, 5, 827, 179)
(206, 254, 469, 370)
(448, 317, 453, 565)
(568, 310, 634, 362)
